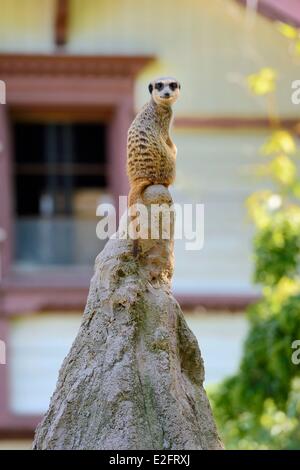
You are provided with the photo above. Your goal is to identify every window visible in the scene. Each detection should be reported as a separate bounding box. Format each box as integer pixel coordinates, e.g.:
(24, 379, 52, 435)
(14, 122, 109, 268)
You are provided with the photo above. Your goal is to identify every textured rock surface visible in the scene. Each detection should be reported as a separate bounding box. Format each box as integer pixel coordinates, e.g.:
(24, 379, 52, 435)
(33, 185, 223, 450)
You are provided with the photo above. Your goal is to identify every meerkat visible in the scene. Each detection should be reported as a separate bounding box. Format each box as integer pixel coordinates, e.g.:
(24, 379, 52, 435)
(127, 76, 180, 255)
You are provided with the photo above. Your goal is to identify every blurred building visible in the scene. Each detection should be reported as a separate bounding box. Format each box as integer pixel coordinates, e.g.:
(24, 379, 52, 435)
(0, 0, 299, 438)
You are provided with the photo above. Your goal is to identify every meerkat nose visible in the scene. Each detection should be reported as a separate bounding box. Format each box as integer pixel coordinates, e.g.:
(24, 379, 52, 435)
(164, 92, 170, 98)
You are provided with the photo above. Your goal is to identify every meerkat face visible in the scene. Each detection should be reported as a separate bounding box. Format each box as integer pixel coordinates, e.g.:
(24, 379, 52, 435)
(148, 77, 180, 106)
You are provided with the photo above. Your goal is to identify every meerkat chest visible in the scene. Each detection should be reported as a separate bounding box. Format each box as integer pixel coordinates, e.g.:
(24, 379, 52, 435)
(127, 96, 178, 185)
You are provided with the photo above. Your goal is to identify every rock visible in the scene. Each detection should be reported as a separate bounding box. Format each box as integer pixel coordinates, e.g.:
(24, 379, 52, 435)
(32, 185, 223, 450)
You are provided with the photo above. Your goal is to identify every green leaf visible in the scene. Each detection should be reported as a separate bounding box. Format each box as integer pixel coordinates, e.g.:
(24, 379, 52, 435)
(295, 40, 300, 55)
(277, 22, 299, 39)
(246, 191, 272, 228)
(261, 131, 296, 156)
(269, 154, 296, 185)
(247, 68, 277, 96)
(292, 181, 300, 198)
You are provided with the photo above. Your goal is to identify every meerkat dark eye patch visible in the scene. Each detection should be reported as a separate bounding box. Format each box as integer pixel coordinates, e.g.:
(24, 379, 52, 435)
(155, 82, 164, 91)
(169, 82, 178, 91)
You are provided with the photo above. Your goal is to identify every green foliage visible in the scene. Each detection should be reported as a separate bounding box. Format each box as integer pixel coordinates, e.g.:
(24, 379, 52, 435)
(210, 288, 300, 449)
(276, 22, 300, 56)
(247, 68, 277, 95)
(253, 209, 300, 286)
(261, 130, 296, 156)
(211, 43, 300, 449)
(210, 378, 300, 449)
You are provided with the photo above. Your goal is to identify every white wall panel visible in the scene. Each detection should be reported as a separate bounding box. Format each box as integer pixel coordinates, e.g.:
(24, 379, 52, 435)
(0, 0, 55, 52)
(9, 313, 81, 415)
(67, 0, 300, 117)
(172, 129, 270, 295)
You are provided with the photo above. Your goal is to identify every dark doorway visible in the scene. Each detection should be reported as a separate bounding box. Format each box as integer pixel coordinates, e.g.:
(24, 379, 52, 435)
(13, 122, 109, 267)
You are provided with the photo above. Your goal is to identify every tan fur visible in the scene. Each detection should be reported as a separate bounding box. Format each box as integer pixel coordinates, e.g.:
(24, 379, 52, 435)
(127, 77, 180, 255)
(127, 102, 177, 203)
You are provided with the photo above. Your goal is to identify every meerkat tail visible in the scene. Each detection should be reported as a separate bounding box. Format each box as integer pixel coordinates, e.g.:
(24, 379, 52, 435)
(128, 179, 152, 257)
(128, 179, 152, 208)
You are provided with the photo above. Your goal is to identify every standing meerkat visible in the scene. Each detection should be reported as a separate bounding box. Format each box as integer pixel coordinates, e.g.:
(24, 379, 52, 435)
(127, 77, 180, 254)
(127, 77, 180, 207)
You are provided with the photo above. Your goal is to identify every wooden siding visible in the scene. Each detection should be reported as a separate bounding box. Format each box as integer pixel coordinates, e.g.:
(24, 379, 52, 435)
(172, 128, 270, 296)
(9, 313, 81, 414)
(0, 1, 299, 116)
(0, 0, 55, 52)
(66, 0, 300, 117)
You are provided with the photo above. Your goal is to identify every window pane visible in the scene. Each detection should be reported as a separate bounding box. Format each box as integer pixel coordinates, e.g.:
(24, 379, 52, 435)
(14, 122, 110, 267)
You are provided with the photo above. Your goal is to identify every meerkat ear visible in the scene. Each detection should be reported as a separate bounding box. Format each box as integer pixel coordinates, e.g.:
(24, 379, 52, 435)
(148, 83, 153, 94)
(178, 82, 181, 90)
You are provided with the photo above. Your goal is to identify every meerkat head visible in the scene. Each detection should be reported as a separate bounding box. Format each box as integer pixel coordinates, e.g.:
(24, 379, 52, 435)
(148, 77, 181, 106)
